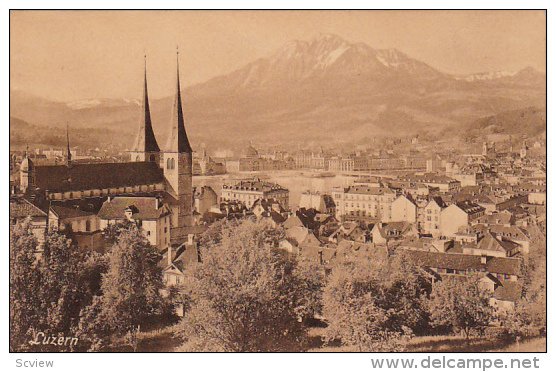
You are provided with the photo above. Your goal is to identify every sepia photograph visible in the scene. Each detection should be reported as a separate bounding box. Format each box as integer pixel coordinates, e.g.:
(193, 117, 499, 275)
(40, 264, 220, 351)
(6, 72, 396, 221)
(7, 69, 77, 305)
(8, 8, 547, 356)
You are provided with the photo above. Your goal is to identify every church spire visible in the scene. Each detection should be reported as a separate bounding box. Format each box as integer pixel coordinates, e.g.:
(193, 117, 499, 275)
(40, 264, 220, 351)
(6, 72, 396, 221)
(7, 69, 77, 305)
(165, 47, 192, 153)
(132, 54, 161, 154)
(66, 123, 72, 166)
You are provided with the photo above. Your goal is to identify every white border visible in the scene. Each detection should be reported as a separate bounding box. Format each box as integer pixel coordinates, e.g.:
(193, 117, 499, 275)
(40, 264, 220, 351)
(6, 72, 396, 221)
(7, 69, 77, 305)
(1, 2, 552, 371)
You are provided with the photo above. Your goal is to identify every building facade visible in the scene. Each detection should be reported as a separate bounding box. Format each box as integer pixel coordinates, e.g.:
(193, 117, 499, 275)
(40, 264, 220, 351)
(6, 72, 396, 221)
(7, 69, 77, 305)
(19, 53, 196, 248)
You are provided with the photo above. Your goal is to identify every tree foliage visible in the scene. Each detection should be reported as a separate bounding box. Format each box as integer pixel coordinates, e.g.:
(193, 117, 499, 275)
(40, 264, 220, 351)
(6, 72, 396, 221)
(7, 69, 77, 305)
(177, 219, 320, 351)
(10, 220, 104, 351)
(10, 220, 43, 351)
(427, 275, 494, 339)
(322, 252, 430, 351)
(78, 224, 165, 351)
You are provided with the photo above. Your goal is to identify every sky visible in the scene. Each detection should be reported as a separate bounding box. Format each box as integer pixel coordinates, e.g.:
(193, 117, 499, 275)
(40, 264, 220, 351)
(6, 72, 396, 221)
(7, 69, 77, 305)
(10, 10, 546, 102)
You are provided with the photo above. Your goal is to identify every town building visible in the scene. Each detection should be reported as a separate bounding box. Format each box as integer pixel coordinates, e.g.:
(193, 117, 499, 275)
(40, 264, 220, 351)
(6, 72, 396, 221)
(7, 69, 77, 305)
(98, 196, 172, 251)
(221, 178, 289, 208)
(332, 185, 396, 221)
(18, 53, 197, 248)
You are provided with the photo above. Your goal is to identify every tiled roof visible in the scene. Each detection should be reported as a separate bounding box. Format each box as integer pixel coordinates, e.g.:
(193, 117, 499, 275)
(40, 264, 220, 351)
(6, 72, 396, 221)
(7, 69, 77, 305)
(456, 201, 485, 215)
(400, 173, 458, 184)
(344, 186, 394, 195)
(476, 233, 515, 254)
(98, 196, 170, 220)
(403, 249, 521, 276)
(488, 225, 529, 241)
(34, 162, 164, 193)
(10, 198, 47, 218)
(50, 205, 95, 219)
(429, 196, 447, 208)
(493, 281, 522, 302)
(223, 178, 288, 192)
(476, 212, 513, 225)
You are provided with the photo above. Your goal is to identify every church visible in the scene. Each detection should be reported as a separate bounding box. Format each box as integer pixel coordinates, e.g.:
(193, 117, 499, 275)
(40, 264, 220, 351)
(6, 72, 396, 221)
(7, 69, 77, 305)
(19, 52, 198, 248)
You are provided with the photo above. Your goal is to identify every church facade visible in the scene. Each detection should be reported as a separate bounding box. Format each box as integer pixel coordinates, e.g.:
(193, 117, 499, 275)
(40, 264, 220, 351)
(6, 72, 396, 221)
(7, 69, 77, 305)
(19, 53, 195, 247)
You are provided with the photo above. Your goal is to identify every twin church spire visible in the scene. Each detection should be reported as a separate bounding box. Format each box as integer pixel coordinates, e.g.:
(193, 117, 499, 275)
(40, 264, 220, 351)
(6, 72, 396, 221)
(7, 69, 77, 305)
(132, 50, 192, 155)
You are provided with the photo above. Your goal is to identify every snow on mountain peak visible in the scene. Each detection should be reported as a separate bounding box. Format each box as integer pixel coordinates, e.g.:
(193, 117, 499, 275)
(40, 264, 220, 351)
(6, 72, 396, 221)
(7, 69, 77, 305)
(455, 70, 517, 82)
(66, 99, 102, 110)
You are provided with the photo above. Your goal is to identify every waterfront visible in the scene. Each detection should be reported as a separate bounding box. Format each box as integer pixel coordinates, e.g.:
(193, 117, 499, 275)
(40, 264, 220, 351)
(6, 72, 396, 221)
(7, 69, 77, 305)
(193, 171, 360, 209)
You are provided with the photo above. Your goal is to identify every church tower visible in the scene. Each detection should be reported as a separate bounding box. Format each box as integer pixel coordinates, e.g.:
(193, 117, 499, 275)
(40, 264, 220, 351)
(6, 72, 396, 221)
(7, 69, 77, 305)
(66, 124, 72, 166)
(20, 147, 34, 194)
(164, 49, 194, 245)
(130, 55, 161, 163)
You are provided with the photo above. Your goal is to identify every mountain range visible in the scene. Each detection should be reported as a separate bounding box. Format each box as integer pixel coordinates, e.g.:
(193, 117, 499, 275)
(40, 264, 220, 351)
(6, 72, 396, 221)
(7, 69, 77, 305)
(10, 34, 546, 150)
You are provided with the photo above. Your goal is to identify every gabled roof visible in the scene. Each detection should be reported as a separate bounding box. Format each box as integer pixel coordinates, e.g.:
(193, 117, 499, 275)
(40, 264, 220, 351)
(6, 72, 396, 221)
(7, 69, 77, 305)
(34, 162, 164, 193)
(50, 204, 95, 219)
(283, 215, 305, 229)
(428, 196, 447, 208)
(98, 196, 170, 220)
(403, 249, 521, 276)
(375, 221, 414, 239)
(488, 224, 530, 241)
(476, 211, 513, 226)
(344, 185, 395, 195)
(476, 232, 518, 254)
(493, 280, 522, 302)
(455, 200, 485, 215)
(10, 197, 47, 218)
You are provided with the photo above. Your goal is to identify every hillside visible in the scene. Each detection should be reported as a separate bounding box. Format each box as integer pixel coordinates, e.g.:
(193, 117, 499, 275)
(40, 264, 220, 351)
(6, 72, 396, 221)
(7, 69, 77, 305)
(10, 34, 546, 149)
(465, 106, 546, 138)
(9, 116, 128, 152)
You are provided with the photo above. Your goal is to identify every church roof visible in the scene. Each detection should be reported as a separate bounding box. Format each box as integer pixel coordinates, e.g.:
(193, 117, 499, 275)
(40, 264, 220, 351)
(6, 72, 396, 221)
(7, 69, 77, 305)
(132, 61, 160, 153)
(34, 162, 164, 193)
(98, 196, 170, 220)
(165, 54, 192, 153)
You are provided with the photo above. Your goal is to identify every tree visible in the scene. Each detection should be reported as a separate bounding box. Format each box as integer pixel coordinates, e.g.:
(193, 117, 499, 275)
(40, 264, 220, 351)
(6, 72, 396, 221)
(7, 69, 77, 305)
(177, 219, 316, 351)
(101, 219, 136, 245)
(322, 253, 425, 351)
(520, 233, 546, 333)
(78, 224, 165, 351)
(379, 252, 432, 334)
(10, 222, 104, 351)
(498, 300, 537, 342)
(427, 275, 494, 339)
(10, 220, 42, 351)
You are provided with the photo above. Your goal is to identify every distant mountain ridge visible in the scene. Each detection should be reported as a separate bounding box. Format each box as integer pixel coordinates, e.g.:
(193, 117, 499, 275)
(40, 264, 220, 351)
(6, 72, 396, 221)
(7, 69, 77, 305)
(10, 34, 546, 148)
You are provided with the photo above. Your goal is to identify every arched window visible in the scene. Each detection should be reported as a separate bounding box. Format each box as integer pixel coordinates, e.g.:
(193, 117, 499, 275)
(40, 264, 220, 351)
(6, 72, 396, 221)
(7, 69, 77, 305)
(149, 154, 156, 162)
(167, 158, 175, 169)
(85, 220, 91, 232)
(135, 155, 140, 162)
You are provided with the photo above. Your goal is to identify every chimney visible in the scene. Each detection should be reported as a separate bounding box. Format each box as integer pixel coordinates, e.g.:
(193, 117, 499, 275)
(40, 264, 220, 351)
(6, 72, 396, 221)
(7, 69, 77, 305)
(167, 245, 172, 266)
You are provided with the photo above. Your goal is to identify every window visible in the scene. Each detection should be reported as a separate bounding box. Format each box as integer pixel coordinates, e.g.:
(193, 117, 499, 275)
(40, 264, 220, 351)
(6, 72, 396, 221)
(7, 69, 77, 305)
(167, 158, 175, 169)
(85, 220, 91, 232)
(149, 154, 156, 162)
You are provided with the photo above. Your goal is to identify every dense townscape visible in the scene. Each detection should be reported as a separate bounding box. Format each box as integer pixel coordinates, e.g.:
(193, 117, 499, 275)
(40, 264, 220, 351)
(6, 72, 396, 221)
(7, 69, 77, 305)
(10, 52, 546, 352)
